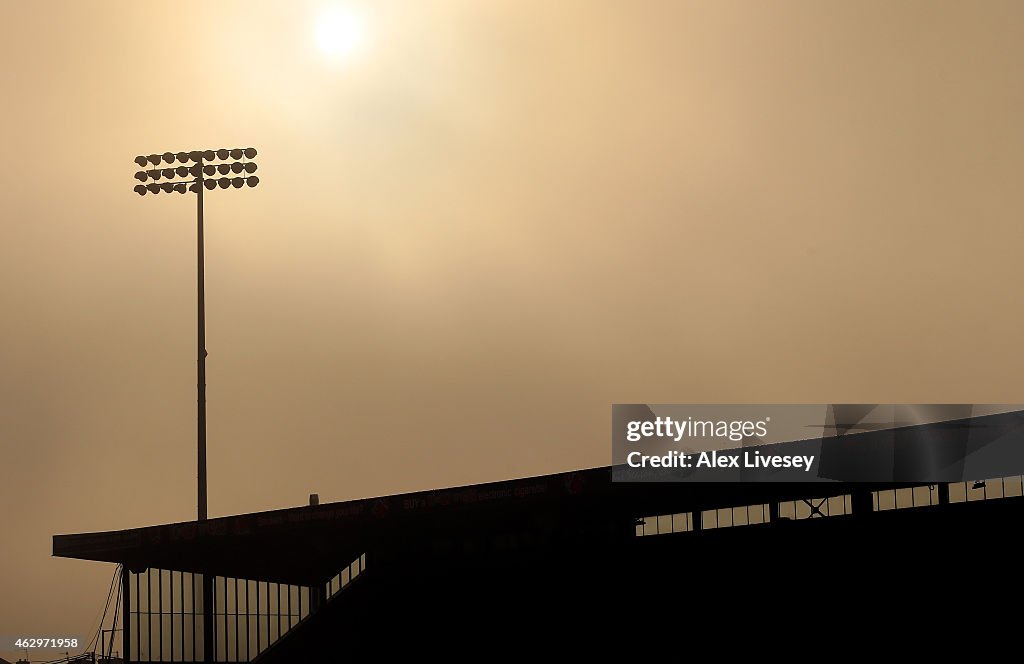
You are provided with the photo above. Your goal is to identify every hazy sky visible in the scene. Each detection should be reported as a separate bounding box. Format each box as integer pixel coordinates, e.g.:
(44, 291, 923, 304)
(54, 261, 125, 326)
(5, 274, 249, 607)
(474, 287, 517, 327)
(3, 0, 1024, 654)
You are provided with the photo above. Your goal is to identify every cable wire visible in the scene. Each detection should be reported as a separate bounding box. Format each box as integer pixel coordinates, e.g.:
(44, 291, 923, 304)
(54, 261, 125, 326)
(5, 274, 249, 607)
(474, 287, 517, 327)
(104, 575, 123, 661)
(80, 563, 122, 658)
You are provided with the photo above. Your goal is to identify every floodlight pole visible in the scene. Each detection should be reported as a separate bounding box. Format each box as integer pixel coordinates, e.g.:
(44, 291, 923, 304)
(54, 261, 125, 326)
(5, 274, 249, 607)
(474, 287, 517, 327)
(197, 165, 208, 522)
(132, 148, 258, 664)
(195, 166, 215, 664)
(196, 165, 213, 664)
(132, 148, 258, 528)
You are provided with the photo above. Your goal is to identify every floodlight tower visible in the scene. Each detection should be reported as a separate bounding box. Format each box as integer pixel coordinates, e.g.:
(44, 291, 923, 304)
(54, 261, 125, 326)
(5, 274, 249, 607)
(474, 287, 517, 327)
(132, 148, 259, 523)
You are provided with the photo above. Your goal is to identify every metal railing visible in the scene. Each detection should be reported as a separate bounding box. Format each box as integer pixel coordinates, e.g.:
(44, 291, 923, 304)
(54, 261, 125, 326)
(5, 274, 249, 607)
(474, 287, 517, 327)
(127, 552, 366, 662)
(636, 476, 1024, 538)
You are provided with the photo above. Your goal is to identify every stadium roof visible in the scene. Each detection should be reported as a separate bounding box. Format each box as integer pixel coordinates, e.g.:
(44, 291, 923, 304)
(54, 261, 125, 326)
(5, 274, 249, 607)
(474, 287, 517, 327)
(53, 466, 871, 585)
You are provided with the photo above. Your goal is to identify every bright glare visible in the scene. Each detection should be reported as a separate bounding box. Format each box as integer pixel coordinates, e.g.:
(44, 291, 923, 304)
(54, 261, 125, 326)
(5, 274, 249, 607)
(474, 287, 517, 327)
(315, 8, 366, 58)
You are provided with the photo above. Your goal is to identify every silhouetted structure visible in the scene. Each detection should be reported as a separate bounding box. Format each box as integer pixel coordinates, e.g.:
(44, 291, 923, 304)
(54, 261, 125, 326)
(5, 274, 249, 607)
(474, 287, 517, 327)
(54, 467, 1022, 660)
(131, 148, 259, 524)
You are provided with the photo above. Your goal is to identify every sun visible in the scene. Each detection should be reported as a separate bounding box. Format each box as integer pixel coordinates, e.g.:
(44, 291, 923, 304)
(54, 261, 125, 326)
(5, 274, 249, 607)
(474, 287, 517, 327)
(315, 8, 366, 58)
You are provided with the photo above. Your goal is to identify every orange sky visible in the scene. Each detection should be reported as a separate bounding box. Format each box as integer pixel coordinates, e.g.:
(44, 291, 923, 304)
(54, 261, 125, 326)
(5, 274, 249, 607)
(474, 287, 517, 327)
(3, 0, 1024, 654)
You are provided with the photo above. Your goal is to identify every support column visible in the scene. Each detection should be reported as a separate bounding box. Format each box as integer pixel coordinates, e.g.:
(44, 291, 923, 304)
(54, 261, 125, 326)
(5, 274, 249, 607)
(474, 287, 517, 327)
(203, 574, 214, 662)
(121, 566, 130, 663)
(850, 488, 874, 516)
(310, 584, 326, 613)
